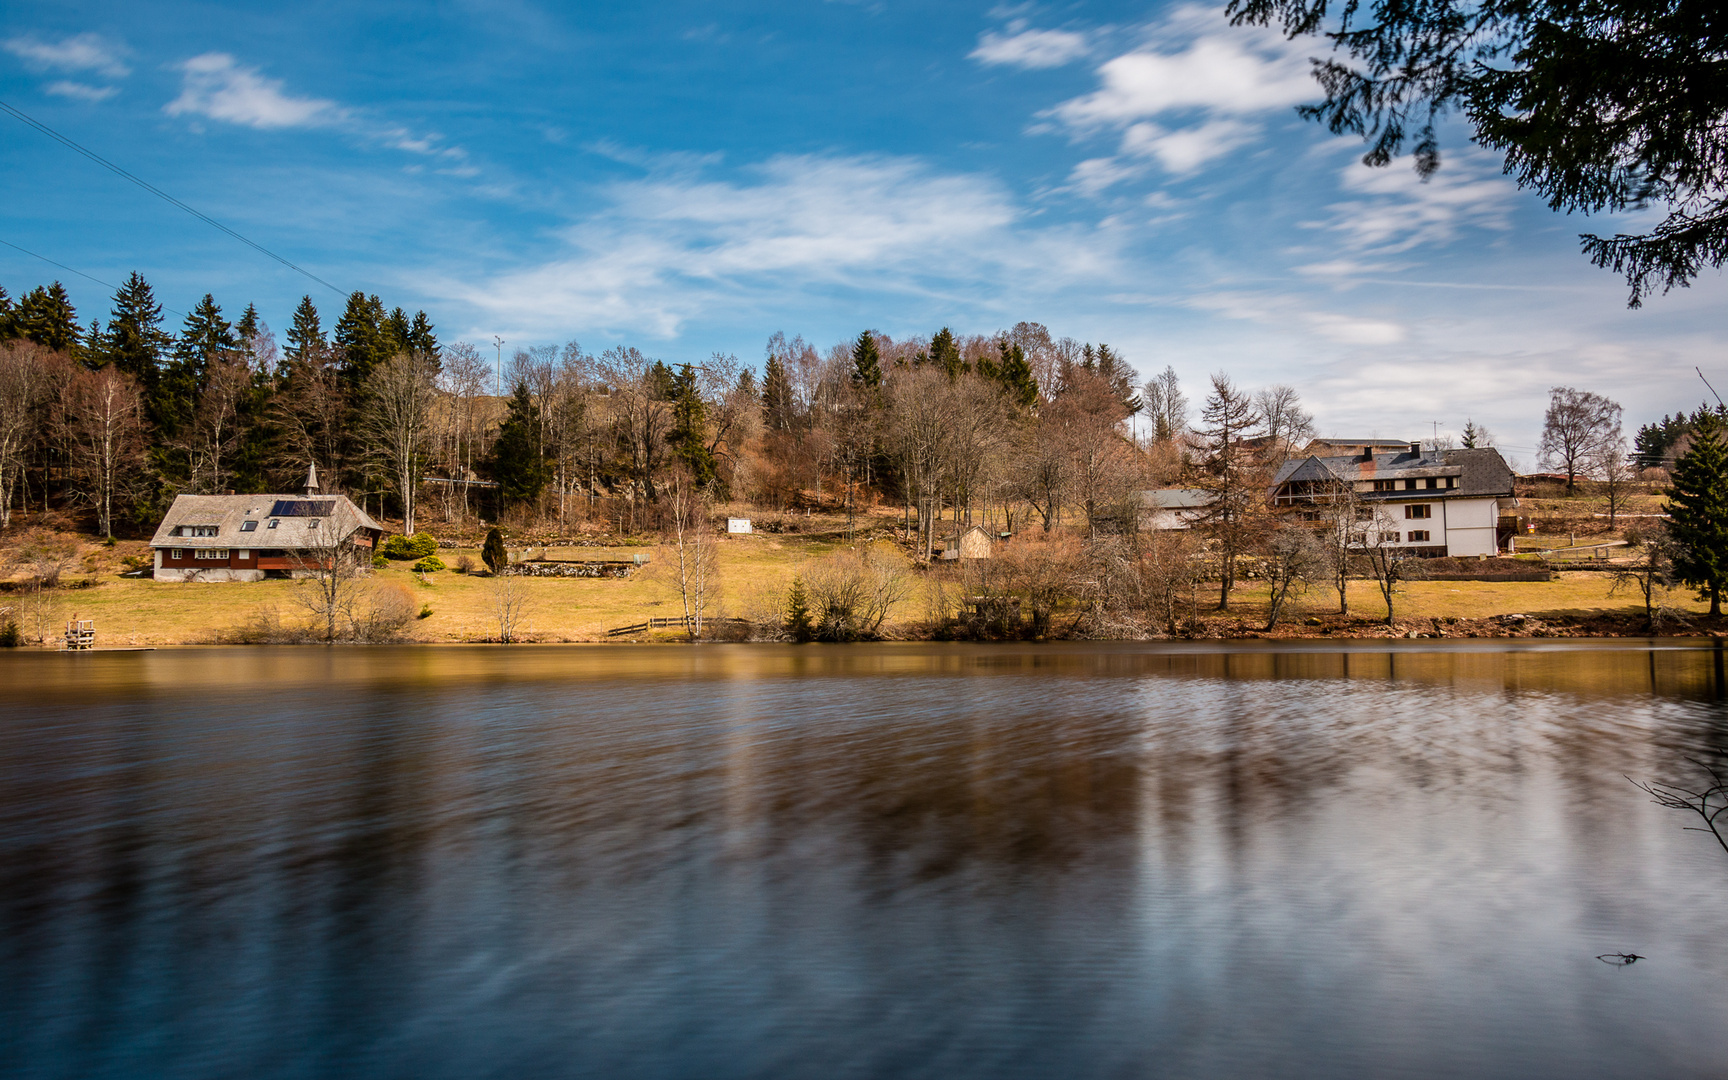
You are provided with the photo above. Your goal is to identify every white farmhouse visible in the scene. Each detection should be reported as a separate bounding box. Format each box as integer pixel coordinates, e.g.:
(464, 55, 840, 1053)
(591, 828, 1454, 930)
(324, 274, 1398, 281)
(1270, 443, 1518, 557)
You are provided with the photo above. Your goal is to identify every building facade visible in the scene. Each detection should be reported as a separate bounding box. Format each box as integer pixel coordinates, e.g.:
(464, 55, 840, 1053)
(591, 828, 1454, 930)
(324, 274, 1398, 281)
(150, 492, 383, 582)
(1270, 444, 1517, 557)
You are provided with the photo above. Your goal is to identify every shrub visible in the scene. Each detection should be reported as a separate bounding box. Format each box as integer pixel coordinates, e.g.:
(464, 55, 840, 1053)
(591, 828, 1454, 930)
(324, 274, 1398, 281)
(455, 554, 476, 574)
(409, 532, 438, 558)
(0, 620, 20, 648)
(418, 604, 433, 620)
(381, 534, 416, 559)
(482, 528, 507, 575)
(352, 583, 417, 643)
(413, 555, 445, 573)
(373, 553, 389, 569)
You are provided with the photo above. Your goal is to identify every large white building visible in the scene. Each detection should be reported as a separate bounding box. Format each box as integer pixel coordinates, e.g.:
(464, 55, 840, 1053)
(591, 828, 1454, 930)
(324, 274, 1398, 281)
(1270, 444, 1518, 557)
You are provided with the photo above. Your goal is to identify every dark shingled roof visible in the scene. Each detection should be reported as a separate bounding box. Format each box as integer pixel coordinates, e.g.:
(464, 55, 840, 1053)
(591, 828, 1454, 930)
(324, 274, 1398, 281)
(1272, 447, 1514, 499)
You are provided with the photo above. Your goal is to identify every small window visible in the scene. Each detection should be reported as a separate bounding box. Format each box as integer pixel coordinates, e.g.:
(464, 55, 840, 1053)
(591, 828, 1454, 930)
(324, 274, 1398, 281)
(1372, 479, 1395, 492)
(241, 520, 258, 532)
(238, 549, 251, 560)
(1405, 505, 1432, 519)
(267, 520, 279, 529)
(171, 548, 183, 559)
(1383, 532, 1401, 544)
(1408, 530, 1431, 542)
(1426, 478, 1438, 489)
(1405, 479, 1419, 490)
(1447, 477, 1456, 488)
(307, 519, 319, 530)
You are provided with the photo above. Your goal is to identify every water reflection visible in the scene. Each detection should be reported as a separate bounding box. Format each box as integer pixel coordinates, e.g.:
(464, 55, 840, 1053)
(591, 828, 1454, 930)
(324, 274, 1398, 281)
(2, 644, 1726, 1079)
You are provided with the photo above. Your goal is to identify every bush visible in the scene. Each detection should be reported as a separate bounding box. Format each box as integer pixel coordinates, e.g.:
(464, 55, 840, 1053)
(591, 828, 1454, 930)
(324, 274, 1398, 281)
(482, 528, 507, 575)
(455, 554, 476, 574)
(381, 532, 439, 560)
(413, 555, 445, 573)
(352, 583, 417, 643)
(418, 604, 433, 620)
(0, 620, 20, 648)
(373, 553, 389, 569)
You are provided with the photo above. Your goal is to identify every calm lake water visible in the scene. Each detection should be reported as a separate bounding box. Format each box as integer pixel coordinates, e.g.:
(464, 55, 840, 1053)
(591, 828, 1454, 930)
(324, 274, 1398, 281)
(2, 642, 1726, 1079)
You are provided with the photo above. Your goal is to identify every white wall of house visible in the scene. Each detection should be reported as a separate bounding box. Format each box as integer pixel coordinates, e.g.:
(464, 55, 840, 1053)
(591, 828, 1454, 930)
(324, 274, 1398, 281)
(151, 566, 267, 582)
(1440, 496, 1500, 557)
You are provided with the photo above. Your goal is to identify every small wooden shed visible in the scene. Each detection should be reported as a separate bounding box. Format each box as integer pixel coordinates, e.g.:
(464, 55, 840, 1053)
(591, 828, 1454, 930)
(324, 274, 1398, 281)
(941, 525, 994, 561)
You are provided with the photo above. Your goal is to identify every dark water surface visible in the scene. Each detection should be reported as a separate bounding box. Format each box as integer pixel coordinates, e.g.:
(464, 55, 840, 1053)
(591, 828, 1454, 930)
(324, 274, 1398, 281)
(3, 642, 1727, 1079)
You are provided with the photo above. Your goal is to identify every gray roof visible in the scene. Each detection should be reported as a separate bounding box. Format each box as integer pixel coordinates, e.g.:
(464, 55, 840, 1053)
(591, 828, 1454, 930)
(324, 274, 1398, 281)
(150, 493, 382, 549)
(1272, 447, 1514, 498)
(1138, 488, 1214, 509)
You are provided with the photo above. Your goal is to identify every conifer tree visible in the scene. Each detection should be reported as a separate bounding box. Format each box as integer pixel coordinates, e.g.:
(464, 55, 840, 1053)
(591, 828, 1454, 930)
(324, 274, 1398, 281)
(334, 292, 388, 386)
(0, 285, 14, 340)
(928, 327, 964, 379)
(990, 337, 1038, 412)
(668, 363, 716, 487)
(1667, 414, 1728, 617)
(285, 296, 324, 365)
(482, 527, 507, 575)
(236, 302, 260, 345)
(851, 330, 882, 389)
(761, 355, 796, 432)
(407, 310, 438, 360)
(104, 272, 171, 393)
(174, 294, 236, 382)
(16, 282, 80, 353)
(488, 383, 551, 503)
(386, 306, 413, 355)
(784, 578, 814, 642)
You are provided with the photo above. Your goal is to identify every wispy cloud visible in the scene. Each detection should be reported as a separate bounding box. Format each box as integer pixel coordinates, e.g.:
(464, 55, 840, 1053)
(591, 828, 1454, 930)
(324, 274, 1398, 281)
(45, 80, 119, 103)
(165, 53, 338, 129)
(3, 32, 130, 77)
(1302, 153, 1518, 262)
(1035, 5, 1312, 184)
(970, 22, 1090, 69)
(438, 153, 1121, 338)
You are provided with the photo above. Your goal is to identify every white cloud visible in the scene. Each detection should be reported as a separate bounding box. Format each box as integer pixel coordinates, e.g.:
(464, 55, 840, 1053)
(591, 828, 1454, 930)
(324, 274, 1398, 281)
(1034, 5, 1313, 184)
(971, 25, 1090, 69)
(438, 154, 1122, 338)
(165, 53, 337, 129)
(1308, 153, 1518, 257)
(1185, 290, 1408, 347)
(1119, 117, 1257, 173)
(45, 80, 118, 103)
(4, 32, 130, 77)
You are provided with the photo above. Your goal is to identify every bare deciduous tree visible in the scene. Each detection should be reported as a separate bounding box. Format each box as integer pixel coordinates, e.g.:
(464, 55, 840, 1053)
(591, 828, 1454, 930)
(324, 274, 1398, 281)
(1195, 373, 1267, 608)
(60, 366, 144, 539)
(1141, 365, 1188, 444)
(1262, 522, 1326, 630)
(365, 350, 439, 534)
(490, 573, 530, 643)
(1254, 384, 1316, 463)
(667, 475, 719, 639)
(1539, 386, 1623, 492)
(0, 342, 55, 528)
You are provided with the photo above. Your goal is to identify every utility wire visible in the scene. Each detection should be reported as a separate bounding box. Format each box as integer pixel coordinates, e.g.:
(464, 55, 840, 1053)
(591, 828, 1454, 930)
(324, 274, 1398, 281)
(0, 100, 347, 299)
(0, 237, 187, 318)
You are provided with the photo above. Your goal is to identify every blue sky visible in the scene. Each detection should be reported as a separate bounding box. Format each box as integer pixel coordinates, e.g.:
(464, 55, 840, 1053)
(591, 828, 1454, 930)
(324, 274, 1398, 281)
(2, 0, 1723, 459)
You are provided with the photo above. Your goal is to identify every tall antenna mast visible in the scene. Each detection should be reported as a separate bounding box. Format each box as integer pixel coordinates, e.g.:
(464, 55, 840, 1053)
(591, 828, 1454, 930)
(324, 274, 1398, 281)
(494, 336, 504, 399)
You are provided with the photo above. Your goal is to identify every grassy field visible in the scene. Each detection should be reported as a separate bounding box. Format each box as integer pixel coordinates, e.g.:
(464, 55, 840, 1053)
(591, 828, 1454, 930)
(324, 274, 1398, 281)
(2, 529, 1709, 646)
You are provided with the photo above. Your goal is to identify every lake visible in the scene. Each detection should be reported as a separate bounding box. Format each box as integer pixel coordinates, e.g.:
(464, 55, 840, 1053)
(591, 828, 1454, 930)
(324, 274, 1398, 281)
(2, 642, 1726, 1079)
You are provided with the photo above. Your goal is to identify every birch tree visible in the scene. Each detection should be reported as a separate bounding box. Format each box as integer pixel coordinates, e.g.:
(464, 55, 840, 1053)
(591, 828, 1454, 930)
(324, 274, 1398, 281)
(365, 350, 439, 533)
(61, 366, 144, 539)
(0, 342, 53, 528)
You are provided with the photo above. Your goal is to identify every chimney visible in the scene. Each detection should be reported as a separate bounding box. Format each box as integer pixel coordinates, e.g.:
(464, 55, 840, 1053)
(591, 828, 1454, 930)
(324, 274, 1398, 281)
(304, 462, 320, 497)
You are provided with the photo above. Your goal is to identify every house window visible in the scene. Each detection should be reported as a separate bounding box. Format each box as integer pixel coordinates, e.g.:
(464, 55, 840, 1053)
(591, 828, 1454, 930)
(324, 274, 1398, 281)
(1426, 478, 1438, 489)
(1446, 477, 1456, 488)
(307, 519, 319, 529)
(180, 525, 219, 537)
(267, 520, 279, 529)
(1408, 530, 1431, 542)
(238, 549, 251, 560)
(241, 520, 258, 532)
(196, 548, 229, 560)
(1405, 479, 1419, 490)
(1372, 480, 1395, 492)
(171, 548, 183, 559)
(1382, 532, 1401, 544)
(1405, 505, 1432, 519)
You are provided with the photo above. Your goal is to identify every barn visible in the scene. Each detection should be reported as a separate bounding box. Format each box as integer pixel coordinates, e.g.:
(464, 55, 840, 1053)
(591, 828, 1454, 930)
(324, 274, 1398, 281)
(149, 471, 382, 582)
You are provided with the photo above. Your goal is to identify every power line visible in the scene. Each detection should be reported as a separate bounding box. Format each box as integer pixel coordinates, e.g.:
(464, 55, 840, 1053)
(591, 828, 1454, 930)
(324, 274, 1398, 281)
(0, 237, 187, 318)
(0, 99, 348, 299)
